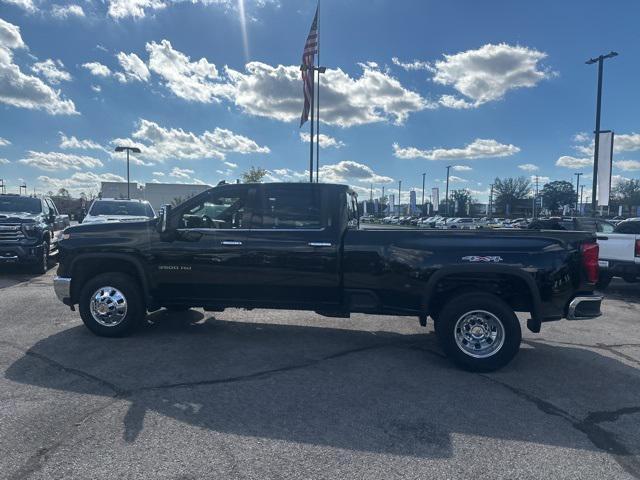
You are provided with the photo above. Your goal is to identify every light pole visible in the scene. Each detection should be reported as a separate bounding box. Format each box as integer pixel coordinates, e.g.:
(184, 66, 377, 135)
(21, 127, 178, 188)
(574, 172, 583, 214)
(398, 180, 402, 216)
(115, 146, 142, 200)
(488, 183, 494, 219)
(445, 165, 451, 216)
(0, 179, 5, 194)
(421, 172, 426, 215)
(586, 51, 618, 215)
(580, 185, 584, 214)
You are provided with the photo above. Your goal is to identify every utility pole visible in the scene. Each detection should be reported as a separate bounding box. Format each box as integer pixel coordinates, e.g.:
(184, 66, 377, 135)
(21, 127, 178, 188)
(445, 166, 451, 216)
(586, 51, 618, 216)
(574, 172, 583, 214)
(421, 172, 426, 215)
(0, 179, 5, 194)
(370, 183, 373, 202)
(534, 176, 540, 218)
(398, 180, 402, 216)
(488, 184, 494, 219)
(580, 185, 584, 215)
(115, 146, 142, 200)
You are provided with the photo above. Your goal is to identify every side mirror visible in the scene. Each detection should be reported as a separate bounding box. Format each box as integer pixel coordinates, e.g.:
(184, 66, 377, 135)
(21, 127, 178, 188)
(158, 204, 172, 233)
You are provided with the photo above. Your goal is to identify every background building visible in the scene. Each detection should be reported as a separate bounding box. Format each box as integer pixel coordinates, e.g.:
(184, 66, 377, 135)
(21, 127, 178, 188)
(100, 182, 211, 211)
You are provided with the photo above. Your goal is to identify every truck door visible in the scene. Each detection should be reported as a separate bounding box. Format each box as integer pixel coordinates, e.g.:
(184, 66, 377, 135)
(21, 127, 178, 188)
(242, 184, 341, 307)
(152, 185, 254, 302)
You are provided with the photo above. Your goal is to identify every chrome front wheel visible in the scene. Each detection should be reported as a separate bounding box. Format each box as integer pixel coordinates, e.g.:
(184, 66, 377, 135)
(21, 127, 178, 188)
(89, 286, 128, 327)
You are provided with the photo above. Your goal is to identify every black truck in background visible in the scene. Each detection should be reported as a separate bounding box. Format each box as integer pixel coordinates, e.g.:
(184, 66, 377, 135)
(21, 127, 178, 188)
(54, 183, 603, 371)
(0, 194, 69, 273)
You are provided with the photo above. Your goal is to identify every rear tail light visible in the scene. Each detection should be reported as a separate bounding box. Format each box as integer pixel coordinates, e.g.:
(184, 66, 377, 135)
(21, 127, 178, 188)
(636, 239, 640, 258)
(581, 241, 599, 284)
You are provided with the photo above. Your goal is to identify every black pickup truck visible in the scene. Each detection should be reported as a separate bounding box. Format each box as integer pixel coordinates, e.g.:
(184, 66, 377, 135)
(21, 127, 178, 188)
(54, 183, 603, 371)
(0, 194, 69, 273)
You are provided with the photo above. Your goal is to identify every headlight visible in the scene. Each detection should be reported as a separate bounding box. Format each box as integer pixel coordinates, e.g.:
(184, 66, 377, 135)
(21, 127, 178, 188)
(61, 233, 71, 240)
(22, 224, 39, 236)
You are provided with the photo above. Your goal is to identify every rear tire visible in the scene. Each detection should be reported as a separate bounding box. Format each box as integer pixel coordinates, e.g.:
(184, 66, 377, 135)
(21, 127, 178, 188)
(79, 272, 145, 337)
(435, 292, 521, 372)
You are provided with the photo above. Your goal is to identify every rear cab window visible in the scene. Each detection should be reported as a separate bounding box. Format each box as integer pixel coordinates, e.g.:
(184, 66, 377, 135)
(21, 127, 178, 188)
(255, 184, 324, 229)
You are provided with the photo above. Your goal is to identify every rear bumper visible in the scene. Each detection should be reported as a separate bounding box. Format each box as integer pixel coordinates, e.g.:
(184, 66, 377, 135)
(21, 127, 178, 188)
(0, 244, 44, 264)
(53, 276, 72, 304)
(600, 259, 640, 277)
(567, 295, 603, 320)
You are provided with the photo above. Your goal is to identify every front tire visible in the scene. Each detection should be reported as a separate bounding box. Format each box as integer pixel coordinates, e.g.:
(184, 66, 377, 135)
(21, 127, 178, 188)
(79, 273, 145, 337)
(31, 241, 49, 275)
(435, 293, 521, 372)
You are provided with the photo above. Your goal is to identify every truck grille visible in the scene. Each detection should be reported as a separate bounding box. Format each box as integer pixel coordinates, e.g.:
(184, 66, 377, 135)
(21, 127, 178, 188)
(0, 224, 25, 242)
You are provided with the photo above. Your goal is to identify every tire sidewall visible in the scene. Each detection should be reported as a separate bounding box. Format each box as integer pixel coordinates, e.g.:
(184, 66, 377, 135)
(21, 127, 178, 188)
(436, 293, 522, 372)
(79, 273, 145, 337)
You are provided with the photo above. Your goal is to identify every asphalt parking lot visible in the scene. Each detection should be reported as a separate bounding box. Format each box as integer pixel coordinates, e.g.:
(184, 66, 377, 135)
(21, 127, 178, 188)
(1, 266, 640, 480)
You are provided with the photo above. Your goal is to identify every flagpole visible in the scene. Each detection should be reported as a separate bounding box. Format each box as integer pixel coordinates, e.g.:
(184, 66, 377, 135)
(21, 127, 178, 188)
(309, 75, 315, 183)
(315, 0, 320, 183)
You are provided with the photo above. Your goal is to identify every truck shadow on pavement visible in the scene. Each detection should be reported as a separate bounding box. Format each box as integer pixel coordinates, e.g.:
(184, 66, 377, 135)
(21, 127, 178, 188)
(4, 312, 640, 471)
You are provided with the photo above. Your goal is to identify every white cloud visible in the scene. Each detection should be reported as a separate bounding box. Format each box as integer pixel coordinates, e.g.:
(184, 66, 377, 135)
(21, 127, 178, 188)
(18, 151, 104, 171)
(59, 132, 106, 151)
(299, 132, 345, 149)
(91, 84, 101, 92)
(152, 171, 164, 176)
(613, 160, 640, 171)
(146, 39, 224, 103)
(31, 59, 71, 84)
(572, 132, 640, 156)
(51, 4, 85, 18)
(107, 0, 167, 19)
(110, 118, 269, 164)
(0, 137, 10, 146)
(393, 138, 520, 161)
(1, 0, 36, 12)
(0, 19, 78, 115)
(573, 132, 589, 143)
(438, 94, 475, 109)
(448, 175, 467, 184)
(169, 166, 194, 179)
(38, 172, 125, 196)
(432, 43, 553, 108)
(116, 52, 150, 82)
(452, 165, 472, 171)
(0, 158, 9, 164)
(224, 61, 433, 127)
(518, 163, 539, 172)
(82, 62, 111, 77)
(555, 156, 592, 169)
(267, 160, 393, 186)
(223, 161, 237, 168)
(391, 57, 432, 71)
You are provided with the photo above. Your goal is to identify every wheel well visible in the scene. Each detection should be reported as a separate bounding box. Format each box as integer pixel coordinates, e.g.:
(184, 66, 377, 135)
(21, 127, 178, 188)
(428, 273, 534, 319)
(71, 257, 143, 302)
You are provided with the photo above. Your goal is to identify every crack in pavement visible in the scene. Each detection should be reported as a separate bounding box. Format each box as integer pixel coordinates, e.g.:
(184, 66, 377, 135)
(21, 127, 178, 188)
(482, 374, 640, 480)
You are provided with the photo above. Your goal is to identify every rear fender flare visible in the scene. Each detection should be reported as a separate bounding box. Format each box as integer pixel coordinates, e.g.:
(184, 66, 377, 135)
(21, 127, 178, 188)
(422, 264, 543, 323)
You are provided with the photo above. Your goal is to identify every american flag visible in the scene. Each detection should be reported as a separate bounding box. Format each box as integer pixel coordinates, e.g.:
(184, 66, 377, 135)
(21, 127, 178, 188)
(300, 7, 318, 127)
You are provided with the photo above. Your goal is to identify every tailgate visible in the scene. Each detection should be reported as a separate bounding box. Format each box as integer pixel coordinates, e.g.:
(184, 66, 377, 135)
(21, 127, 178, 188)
(597, 233, 639, 263)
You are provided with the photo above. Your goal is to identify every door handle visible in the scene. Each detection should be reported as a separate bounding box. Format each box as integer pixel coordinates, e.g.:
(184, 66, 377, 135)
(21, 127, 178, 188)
(597, 236, 608, 241)
(308, 242, 332, 247)
(221, 240, 243, 246)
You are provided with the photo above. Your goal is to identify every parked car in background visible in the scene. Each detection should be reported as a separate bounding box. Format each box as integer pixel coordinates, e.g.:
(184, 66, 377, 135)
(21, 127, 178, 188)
(527, 217, 615, 233)
(0, 194, 69, 273)
(596, 218, 640, 289)
(82, 199, 156, 224)
(54, 182, 603, 372)
(444, 218, 477, 229)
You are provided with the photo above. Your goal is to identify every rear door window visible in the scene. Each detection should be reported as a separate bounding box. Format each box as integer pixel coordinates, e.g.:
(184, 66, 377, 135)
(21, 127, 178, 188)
(256, 185, 323, 229)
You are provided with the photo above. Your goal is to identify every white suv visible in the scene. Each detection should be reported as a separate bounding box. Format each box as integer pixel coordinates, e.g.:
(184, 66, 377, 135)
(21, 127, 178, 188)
(82, 199, 156, 224)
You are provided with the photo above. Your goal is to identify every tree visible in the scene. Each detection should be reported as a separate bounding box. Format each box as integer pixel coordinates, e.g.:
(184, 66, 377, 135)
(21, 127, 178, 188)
(612, 179, 640, 211)
(57, 188, 71, 198)
(493, 177, 531, 216)
(242, 166, 267, 183)
(450, 189, 474, 216)
(541, 180, 575, 213)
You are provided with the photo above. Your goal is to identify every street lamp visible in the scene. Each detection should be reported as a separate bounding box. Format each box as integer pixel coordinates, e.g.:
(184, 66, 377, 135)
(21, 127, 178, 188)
(574, 172, 583, 214)
(421, 172, 426, 215)
(398, 180, 402, 216)
(115, 146, 141, 199)
(445, 165, 451, 216)
(586, 51, 618, 215)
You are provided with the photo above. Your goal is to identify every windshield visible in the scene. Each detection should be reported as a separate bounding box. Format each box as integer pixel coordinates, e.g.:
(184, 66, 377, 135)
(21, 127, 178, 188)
(0, 196, 42, 214)
(89, 201, 155, 217)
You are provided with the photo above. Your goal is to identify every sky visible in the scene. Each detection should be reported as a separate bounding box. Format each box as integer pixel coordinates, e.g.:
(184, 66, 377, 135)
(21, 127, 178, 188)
(1, 0, 640, 203)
